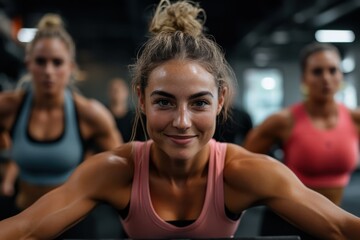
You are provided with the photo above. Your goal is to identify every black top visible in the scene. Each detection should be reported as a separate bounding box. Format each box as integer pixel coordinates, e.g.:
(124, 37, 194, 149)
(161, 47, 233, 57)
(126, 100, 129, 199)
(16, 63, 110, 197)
(213, 107, 253, 145)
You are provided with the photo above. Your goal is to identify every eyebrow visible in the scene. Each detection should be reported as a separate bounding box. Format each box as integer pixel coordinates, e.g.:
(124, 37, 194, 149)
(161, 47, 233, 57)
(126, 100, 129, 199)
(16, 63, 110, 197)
(150, 90, 214, 99)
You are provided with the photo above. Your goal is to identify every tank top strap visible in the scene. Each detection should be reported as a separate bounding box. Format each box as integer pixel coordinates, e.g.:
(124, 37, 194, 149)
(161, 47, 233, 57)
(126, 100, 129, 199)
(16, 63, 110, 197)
(289, 102, 307, 120)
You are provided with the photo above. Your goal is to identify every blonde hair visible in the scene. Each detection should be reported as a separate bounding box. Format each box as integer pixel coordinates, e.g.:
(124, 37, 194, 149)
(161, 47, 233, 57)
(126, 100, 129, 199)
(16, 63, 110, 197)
(130, 0, 236, 140)
(26, 13, 75, 61)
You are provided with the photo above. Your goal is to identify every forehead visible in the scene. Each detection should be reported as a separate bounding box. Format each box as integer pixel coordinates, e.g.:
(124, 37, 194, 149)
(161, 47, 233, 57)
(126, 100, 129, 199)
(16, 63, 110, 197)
(147, 60, 217, 93)
(306, 50, 340, 69)
(31, 38, 70, 57)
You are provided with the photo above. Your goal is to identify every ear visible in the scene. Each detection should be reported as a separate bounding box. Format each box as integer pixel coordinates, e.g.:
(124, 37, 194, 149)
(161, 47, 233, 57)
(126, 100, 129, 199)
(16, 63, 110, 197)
(137, 85, 146, 114)
(217, 87, 226, 115)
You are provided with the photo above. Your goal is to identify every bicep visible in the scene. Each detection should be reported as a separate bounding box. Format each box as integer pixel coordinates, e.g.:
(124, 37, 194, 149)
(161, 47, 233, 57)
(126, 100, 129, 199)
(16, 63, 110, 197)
(90, 103, 123, 151)
(94, 126, 123, 151)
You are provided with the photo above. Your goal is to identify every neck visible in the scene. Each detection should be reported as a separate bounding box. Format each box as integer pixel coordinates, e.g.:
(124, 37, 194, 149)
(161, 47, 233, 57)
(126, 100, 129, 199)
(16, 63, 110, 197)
(304, 98, 337, 117)
(150, 143, 210, 183)
(33, 91, 65, 109)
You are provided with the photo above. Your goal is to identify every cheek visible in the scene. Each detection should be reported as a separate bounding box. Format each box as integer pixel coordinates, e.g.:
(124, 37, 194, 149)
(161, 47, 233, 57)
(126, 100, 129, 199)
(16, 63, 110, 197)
(55, 66, 72, 86)
(57, 65, 71, 78)
(28, 63, 42, 75)
(145, 110, 169, 133)
(194, 113, 217, 133)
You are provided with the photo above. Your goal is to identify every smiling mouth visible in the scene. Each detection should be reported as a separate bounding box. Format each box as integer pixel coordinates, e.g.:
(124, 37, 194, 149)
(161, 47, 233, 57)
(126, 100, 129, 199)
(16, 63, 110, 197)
(165, 134, 197, 145)
(43, 80, 55, 86)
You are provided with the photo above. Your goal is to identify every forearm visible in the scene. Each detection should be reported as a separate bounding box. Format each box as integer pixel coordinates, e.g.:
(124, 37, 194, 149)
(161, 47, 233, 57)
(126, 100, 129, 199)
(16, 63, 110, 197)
(0, 214, 33, 240)
(341, 213, 360, 240)
(0, 185, 97, 240)
(1, 160, 18, 195)
(278, 188, 360, 240)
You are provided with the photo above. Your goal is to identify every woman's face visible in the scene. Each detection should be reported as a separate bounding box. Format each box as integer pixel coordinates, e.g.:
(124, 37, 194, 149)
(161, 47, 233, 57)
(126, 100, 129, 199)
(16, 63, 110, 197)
(302, 50, 343, 101)
(140, 59, 224, 161)
(27, 38, 73, 96)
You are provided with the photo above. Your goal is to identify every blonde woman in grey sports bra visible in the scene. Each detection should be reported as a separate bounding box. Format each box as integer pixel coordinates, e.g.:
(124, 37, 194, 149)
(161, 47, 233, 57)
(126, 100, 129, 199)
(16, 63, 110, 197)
(0, 13, 122, 223)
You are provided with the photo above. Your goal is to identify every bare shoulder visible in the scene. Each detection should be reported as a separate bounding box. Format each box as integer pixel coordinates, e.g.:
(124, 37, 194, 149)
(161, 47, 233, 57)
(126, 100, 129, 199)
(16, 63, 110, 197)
(70, 142, 134, 205)
(0, 91, 24, 115)
(224, 143, 281, 179)
(243, 108, 293, 151)
(80, 142, 134, 178)
(261, 108, 293, 131)
(0, 91, 25, 130)
(73, 93, 113, 124)
(224, 143, 294, 198)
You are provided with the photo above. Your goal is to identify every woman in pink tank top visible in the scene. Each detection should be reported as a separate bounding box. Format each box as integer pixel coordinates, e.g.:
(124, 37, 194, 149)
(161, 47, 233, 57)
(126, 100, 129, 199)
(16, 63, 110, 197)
(244, 43, 360, 239)
(1, 1, 360, 239)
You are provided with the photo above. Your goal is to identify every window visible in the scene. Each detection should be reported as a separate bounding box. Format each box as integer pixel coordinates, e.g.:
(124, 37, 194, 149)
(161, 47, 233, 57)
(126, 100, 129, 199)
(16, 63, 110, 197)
(243, 68, 283, 125)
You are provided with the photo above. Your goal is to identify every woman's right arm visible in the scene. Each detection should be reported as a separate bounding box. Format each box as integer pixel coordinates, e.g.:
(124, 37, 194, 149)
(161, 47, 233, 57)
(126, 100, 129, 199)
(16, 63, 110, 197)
(243, 109, 291, 154)
(0, 148, 133, 239)
(0, 92, 20, 196)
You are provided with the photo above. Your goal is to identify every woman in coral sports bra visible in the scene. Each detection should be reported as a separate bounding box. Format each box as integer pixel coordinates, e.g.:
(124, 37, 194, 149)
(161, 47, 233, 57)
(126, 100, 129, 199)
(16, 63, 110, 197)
(0, 1, 360, 239)
(244, 42, 360, 239)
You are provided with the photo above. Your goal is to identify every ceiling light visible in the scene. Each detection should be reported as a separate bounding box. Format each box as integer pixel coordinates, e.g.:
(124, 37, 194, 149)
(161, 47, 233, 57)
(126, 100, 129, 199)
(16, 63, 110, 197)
(17, 28, 37, 43)
(341, 56, 355, 73)
(315, 30, 355, 43)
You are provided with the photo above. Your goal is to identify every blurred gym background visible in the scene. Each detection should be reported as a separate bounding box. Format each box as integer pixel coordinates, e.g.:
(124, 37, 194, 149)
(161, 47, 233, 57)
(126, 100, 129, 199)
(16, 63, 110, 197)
(1, 0, 360, 237)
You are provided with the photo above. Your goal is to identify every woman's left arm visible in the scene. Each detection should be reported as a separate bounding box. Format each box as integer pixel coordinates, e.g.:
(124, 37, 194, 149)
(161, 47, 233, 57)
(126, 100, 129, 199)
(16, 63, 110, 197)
(78, 96, 123, 151)
(350, 108, 360, 137)
(225, 149, 360, 240)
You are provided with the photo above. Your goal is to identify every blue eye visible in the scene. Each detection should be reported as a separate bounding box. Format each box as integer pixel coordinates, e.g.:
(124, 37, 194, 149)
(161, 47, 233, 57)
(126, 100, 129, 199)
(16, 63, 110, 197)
(193, 100, 209, 108)
(157, 99, 171, 107)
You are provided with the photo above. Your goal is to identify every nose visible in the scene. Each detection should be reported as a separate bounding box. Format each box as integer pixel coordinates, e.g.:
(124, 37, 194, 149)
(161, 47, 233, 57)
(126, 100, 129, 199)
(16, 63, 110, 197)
(172, 106, 191, 130)
(44, 62, 55, 75)
(322, 68, 337, 83)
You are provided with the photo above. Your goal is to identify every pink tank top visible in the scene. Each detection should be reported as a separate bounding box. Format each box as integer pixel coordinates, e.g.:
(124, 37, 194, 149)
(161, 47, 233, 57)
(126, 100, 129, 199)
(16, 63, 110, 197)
(121, 139, 241, 238)
(284, 103, 359, 188)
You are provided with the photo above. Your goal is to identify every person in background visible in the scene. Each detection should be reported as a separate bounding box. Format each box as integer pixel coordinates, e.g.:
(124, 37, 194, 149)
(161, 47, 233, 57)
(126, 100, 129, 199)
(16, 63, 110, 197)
(243, 42, 360, 239)
(0, 13, 122, 238)
(213, 104, 253, 145)
(0, 1, 360, 239)
(107, 78, 146, 142)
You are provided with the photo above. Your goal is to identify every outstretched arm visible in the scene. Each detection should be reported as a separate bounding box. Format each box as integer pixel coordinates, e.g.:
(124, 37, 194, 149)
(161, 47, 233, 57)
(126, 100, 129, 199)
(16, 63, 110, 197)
(0, 180, 97, 239)
(0, 148, 133, 239)
(265, 169, 360, 239)
(0, 131, 18, 196)
(225, 148, 360, 240)
(0, 95, 19, 196)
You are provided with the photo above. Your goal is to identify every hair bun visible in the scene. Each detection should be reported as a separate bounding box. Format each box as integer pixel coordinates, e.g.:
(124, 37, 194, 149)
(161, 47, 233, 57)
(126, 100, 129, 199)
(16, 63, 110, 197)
(150, 0, 206, 37)
(37, 13, 64, 30)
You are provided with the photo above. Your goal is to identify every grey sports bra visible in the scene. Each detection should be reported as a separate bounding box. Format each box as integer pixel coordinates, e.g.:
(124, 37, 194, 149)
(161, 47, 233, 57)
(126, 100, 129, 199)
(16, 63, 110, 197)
(10, 89, 85, 185)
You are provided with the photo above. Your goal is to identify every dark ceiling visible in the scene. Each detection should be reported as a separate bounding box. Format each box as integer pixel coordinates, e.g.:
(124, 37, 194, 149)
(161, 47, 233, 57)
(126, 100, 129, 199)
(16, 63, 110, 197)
(2, 0, 360, 67)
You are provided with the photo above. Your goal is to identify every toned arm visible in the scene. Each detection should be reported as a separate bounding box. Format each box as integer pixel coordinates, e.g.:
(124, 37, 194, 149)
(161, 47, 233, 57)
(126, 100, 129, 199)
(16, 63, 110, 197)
(224, 146, 360, 239)
(0, 145, 134, 239)
(350, 108, 360, 136)
(75, 94, 123, 151)
(0, 92, 21, 196)
(243, 109, 292, 154)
